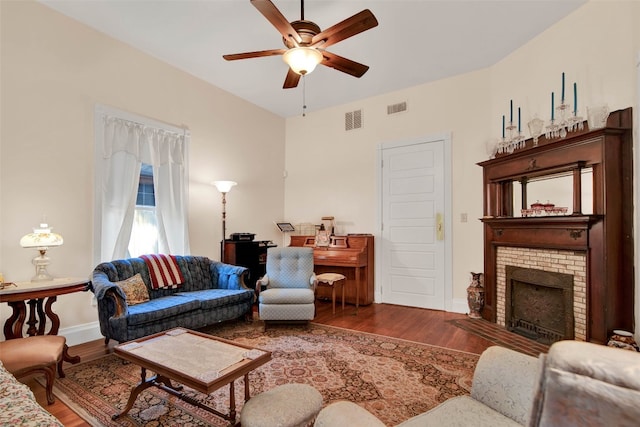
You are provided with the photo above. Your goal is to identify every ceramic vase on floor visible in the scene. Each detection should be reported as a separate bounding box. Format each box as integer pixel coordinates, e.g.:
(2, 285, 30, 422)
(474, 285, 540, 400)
(467, 272, 484, 319)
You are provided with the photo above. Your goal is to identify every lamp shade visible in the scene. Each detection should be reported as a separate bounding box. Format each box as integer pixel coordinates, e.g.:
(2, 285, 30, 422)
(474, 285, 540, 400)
(282, 47, 323, 75)
(212, 181, 237, 193)
(20, 223, 63, 249)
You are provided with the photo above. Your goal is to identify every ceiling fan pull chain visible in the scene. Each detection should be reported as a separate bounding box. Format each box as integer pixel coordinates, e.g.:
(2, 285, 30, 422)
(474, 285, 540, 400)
(302, 74, 307, 117)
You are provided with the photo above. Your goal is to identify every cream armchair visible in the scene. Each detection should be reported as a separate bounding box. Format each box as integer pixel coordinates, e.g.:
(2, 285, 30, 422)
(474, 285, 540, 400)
(257, 247, 317, 326)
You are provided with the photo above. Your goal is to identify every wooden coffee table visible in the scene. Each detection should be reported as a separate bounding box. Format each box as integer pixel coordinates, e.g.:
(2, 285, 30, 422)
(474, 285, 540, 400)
(112, 328, 271, 425)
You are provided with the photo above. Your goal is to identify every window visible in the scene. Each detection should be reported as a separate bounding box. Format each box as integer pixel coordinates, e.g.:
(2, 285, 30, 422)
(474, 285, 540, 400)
(94, 105, 190, 263)
(128, 164, 159, 257)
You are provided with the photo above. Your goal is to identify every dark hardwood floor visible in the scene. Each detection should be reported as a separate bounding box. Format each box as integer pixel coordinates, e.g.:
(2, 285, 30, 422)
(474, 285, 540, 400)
(24, 301, 495, 426)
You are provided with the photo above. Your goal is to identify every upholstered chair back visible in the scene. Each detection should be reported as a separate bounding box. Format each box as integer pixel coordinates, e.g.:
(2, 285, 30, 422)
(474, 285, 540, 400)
(265, 247, 314, 289)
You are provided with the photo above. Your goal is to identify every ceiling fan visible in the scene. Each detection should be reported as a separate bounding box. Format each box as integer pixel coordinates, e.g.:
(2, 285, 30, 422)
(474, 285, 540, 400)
(223, 0, 378, 89)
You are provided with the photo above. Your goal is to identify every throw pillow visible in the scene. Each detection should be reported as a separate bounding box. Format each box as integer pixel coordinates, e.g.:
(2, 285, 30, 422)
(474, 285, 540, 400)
(115, 273, 150, 305)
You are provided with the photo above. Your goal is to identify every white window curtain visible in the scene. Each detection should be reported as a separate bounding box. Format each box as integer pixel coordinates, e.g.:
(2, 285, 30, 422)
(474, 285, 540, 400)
(97, 110, 190, 262)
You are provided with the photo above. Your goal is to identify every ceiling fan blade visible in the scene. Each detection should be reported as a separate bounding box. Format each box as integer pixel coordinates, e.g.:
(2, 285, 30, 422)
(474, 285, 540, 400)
(223, 49, 286, 61)
(311, 9, 378, 49)
(251, 0, 302, 45)
(320, 51, 369, 78)
(283, 68, 301, 89)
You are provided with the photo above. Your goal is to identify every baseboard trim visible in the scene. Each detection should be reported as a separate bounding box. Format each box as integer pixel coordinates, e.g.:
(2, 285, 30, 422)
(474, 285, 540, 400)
(451, 298, 470, 314)
(60, 321, 103, 346)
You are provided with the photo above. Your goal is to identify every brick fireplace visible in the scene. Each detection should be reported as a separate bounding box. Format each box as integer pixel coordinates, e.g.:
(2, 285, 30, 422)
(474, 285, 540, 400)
(496, 247, 586, 342)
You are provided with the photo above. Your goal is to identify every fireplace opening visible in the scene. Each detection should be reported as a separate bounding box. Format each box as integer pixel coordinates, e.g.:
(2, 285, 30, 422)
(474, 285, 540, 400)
(505, 266, 574, 345)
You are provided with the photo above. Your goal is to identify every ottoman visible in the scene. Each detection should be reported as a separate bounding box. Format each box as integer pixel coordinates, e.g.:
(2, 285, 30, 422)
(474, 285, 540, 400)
(241, 383, 323, 427)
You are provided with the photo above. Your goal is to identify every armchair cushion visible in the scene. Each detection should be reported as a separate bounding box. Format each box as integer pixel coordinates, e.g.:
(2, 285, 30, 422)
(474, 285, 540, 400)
(259, 288, 315, 305)
(471, 345, 538, 424)
(528, 340, 640, 427)
(264, 247, 315, 289)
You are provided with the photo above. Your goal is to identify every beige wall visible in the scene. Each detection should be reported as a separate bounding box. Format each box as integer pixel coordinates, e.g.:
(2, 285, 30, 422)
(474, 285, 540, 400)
(1, 1, 639, 344)
(0, 1, 286, 343)
(284, 1, 640, 316)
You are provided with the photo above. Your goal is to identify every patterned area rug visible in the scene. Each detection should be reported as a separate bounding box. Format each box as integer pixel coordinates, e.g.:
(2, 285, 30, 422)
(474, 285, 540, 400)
(52, 321, 479, 426)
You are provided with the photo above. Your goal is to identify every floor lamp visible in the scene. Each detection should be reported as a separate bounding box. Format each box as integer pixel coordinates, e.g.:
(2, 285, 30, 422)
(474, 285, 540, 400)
(212, 180, 237, 262)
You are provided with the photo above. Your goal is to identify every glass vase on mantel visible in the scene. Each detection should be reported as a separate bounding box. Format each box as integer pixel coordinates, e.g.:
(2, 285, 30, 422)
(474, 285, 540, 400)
(466, 272, 484, 319)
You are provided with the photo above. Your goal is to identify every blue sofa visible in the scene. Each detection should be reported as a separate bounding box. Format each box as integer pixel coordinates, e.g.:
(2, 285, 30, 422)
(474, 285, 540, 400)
(91, 256, 253, 343)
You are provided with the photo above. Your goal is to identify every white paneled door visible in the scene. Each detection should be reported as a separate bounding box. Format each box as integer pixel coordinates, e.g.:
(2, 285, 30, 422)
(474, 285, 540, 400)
(380, 139, 446, 309)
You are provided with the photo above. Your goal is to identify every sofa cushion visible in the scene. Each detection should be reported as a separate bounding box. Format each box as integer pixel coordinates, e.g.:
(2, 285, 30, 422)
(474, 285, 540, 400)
(125, 295, 201, 326)
(115, 274, 150, 305)
(176, 289, 253, 310)
(398, 396, 522, 427)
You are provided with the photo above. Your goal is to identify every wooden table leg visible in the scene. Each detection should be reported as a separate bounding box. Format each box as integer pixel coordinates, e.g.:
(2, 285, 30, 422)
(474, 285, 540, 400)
(331, 285, 336, 314)
(355, 267, 361, 313)
(244, 373, 251, 401)
(113, 368, 154, 420)
(228, 380, 236, 424)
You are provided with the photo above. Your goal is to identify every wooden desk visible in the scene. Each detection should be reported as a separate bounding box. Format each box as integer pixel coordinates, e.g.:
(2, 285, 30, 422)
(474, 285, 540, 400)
(290, 234, 374, 306)
(0, 277, 90, 366)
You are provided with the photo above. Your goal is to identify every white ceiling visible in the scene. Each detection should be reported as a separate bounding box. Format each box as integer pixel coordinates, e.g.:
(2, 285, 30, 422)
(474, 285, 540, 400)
(40, 0, 586, 118)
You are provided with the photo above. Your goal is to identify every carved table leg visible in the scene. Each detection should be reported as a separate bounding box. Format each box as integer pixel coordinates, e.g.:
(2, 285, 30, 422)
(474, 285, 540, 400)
(112, 368, 155, 420)
(4, 302, 26, 339)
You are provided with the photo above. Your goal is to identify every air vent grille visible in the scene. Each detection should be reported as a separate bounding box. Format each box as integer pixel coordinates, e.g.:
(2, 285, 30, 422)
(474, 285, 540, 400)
(387, 101, 407, 115)
(345, 109, 363, 131)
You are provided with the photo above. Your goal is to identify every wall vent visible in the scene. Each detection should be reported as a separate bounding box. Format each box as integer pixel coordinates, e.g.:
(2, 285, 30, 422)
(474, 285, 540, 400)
(345, 109, 363, 131)
(387, 101, 407, 115)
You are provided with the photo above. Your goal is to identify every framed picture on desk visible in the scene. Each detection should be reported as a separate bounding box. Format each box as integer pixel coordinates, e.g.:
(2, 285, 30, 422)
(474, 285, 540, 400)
(275, 222, 295, 232)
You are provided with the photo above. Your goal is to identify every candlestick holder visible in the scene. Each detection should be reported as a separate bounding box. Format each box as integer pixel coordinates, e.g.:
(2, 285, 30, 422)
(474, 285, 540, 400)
(555, 101, 571, 138)
(545, 119, 560, 139)
(567, 110, 584, 132)
(496, 121, 526, 154)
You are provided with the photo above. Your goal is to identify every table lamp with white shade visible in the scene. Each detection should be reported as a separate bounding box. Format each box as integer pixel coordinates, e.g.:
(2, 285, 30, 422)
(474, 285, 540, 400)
(20, 223, 64, 282)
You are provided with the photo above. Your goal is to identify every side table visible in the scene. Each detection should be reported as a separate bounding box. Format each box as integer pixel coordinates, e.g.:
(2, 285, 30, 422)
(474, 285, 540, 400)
(0, 277, 90, 370)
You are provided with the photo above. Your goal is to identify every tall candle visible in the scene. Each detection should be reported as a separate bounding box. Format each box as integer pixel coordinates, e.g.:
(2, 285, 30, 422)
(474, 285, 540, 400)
(518, 107, 521, 133)
(502, 115, 505, 139)
(561, 72, 565, 102)
(573, 82, 577, 115)
(510, 100, 513, 123)
(551, 92, 555, 121)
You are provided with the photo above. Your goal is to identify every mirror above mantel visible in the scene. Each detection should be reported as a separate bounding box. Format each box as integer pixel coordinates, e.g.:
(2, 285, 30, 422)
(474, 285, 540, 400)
(512, 168, 593, 217)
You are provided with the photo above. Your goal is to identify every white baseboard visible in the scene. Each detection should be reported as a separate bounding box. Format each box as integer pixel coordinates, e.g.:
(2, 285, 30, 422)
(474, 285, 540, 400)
(59, 321, 103, 346)
(373, 295, 470, 315)
(451, 298, 470, 314)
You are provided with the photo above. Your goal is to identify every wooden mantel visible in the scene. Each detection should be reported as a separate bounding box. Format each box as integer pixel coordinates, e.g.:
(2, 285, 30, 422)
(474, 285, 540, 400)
(478, 107, 634, 344)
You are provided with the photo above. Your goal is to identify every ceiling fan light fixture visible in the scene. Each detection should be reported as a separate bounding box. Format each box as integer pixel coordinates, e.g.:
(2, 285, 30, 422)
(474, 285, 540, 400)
(283, 47, 323, 75)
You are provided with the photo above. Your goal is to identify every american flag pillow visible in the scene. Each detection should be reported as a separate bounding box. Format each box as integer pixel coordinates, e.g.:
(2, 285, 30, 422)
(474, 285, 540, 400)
(140, 254, 185, 289)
